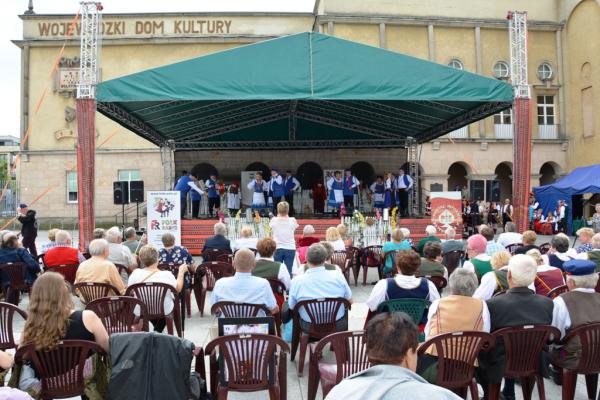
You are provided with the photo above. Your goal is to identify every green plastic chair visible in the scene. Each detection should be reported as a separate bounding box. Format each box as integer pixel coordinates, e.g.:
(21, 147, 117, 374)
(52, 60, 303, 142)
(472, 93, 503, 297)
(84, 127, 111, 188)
(376, 298, 431, 326)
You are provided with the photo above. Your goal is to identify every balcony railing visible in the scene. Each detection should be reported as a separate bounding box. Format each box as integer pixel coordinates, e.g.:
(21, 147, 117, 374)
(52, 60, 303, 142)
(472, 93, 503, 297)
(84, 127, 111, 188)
(494, 124, 513, 139)
(538, 124, 558, 139)
(449, 126, 469, 139)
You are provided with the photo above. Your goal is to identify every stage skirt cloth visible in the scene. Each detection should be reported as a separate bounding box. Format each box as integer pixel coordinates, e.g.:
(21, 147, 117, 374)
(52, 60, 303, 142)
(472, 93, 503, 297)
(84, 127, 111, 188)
(384, 191, 392, 209)
(251, 192, 267, 209)
(328, 189, 344, 208)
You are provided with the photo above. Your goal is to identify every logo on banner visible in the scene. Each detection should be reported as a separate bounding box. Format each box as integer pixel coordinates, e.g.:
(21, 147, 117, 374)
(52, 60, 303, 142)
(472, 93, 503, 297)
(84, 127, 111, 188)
(432, 204, 462, 231)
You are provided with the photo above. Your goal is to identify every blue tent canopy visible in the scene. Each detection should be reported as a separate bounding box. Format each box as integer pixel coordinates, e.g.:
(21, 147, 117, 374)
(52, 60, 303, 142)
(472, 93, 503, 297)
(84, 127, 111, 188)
(533, 164, 600, 234)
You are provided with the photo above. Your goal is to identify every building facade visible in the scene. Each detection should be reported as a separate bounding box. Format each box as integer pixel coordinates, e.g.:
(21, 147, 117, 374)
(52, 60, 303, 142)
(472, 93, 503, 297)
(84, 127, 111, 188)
(13, 0, 597, 221)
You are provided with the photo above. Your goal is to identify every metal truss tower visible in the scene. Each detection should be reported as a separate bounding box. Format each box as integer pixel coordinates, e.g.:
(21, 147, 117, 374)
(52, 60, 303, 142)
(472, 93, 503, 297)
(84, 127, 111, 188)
(406, 136, 421, 216)
(76, 2, 102, 251)
(508, 11, 532, 233)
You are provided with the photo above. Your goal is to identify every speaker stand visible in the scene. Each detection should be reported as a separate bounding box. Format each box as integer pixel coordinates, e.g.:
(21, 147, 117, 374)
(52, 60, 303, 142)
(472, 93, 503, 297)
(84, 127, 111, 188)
(135, 201, 140, 230)
(121, 202, 125, 234)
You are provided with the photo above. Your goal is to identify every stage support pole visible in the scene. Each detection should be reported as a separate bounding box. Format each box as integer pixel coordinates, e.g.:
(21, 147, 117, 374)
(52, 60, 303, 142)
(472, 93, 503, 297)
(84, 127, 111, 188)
(513, 98, 532, 232)
(76, 98, 96, 251)
(161, 139, 175, 190)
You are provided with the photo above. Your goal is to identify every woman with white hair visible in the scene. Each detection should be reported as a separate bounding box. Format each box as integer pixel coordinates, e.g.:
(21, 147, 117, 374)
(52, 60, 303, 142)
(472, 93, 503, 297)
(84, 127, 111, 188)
(297, 225, 319, 247)
(325, 226, 346, 251)
(415, 225, 441, 256)
(400, 228, 413, 247)
(230, 226, 258, 253)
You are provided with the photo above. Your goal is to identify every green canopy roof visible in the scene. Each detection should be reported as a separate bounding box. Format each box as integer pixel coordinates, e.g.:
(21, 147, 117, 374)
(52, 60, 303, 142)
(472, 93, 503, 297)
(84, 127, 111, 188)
(96, 32, 513, 149)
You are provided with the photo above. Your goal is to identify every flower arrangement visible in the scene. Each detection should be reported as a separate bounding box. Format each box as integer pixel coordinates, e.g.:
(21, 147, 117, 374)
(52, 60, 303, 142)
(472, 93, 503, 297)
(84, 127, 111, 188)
(352, 209, 366, 229)
(366, 217, 375, 226)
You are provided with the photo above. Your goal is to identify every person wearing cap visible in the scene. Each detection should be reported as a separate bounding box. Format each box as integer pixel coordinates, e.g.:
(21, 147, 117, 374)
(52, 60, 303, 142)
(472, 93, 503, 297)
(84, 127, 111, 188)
(342, 169, 359, 211)
(204, 173, 220, 218)
(550, 259, 600, 370)
(269, 168, 285, 214)
(326, 171, 344, 212)
(17, 203, 38, 258)
(282, 170, 300, 217)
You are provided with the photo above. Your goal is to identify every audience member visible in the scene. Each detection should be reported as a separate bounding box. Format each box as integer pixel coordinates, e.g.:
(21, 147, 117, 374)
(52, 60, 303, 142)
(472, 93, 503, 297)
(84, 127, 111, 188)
(202, 222, 231, 253)
(326, 312, 461, 400)
(544, 233, 576, 270)
(481, 226, 505, 256)
(478, 254, 554, 400)
(74, 239, 125, 297)
(43, 230, 85, 267)
(366, 250, 439, 313)
(159, 232, 194, 268)
(497, 222, 523, 248)
(416, 225, 441, 256)
(400, 228, 413, 247)
(473, 251, 513, 300)
(253, 238, 291, 309)
(212, 248, 278, 316)
(382, 228, 411, 276)
(326, 226, 346, 251)
(39, 228, 59, 255)
(576, 233, 600, 271)
(418, 242, 447, 278)
(106, 227, 137, 272)
(270, 202, 298, 274)
(463, 234, 492, 281)
(230, 227, 258, 253)
(128, 245, 188, 332)
(93, 228, 106, 239)
(527, 249, 565, 296)
(441, 227, 464, 254)
(575, 227, 594, 253)
(0, 233, 40, 294)
(122, 227, 140, 254)
(297, 225, 319, 247)
(337, 224, 353, 247)
(513, 230, 539, 255)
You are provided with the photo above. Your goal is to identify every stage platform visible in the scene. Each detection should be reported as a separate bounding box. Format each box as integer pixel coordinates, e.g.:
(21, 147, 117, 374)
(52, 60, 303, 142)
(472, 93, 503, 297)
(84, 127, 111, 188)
(182, 217, 449, 255)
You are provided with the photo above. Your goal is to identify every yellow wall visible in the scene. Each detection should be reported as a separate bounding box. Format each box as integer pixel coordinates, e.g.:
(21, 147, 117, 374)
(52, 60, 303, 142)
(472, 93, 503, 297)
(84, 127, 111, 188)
(434, 27, 476, 71)
(329, 23, 380, 47)
(386, 25, 429, 60)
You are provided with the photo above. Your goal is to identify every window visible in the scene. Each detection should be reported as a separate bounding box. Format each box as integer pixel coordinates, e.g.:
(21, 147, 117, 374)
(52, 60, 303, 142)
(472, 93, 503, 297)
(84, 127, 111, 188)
(448, 58, 464, 70)
(493, 109, 512, 125)
(67, 171, 78, 203)
(537, 62, 553, 81)
(537, 95, 555, 125)
(582, 86, 594, 138)
(118, 169, 141, 201)
(493, 61, 510, 79)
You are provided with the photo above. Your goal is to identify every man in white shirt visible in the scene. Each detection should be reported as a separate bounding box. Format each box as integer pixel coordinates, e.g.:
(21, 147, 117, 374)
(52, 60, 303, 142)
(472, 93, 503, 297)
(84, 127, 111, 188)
(395, 168, 413, 217)
(283, 170, 301, 217)
(502, 199, 513, 226)
(497, 222, 523, 248)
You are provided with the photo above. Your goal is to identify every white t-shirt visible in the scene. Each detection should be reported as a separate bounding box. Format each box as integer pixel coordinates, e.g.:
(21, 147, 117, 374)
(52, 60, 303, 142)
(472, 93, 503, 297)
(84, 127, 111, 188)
(329, 239, 346, 251)
(269, 217, 299, 250)
(128, 269, 177, 315)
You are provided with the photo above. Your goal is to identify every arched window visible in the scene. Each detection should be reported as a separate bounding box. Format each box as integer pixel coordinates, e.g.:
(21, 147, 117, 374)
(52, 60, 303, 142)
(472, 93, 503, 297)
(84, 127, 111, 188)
(296, 162, 323, 189)
(245, 162, 271, 179)
(493, 61, 510, 79)
(537, 62, 553, 81)
(191, 163, 218, 181)
(448, 58, 464, 70)
(350, 161, 375, 187)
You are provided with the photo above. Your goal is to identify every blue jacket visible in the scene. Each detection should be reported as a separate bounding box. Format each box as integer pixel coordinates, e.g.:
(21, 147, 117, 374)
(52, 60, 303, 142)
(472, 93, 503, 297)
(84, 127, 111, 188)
(206, 179, 219, 198)
(202, 235, 231, 253)
(173, 175, 192, 198)
(0, 247, 41, 286)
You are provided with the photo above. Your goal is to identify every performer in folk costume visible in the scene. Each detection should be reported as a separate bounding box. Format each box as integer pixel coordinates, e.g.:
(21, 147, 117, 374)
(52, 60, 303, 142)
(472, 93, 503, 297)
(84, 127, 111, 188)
(327, 171, 344, 211)
(204, 174, 221, 217)
(173, 171, 204, 218)
(502, 198, 513, 226)
(369, 176, 386, 211)
(312, 180, 327, 214)
(558, 200, 568, 233)
(384, 172, 395, 210)
(269, 168, 285, 214)
(247, 173, 269, 210)
(190, 181, 205, 219)
(227, 181, 241, 215)
(342, 169, 360, 210)
(395, 167, 413, 217)
(283, 170, 301, 217)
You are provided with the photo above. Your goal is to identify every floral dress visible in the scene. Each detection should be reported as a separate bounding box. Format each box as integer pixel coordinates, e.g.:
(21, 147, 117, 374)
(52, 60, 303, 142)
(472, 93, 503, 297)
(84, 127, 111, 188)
(159, 246, 194, 285)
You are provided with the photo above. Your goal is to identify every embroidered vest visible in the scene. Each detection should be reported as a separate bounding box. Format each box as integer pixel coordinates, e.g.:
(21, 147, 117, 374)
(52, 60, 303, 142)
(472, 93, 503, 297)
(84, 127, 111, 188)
(534, 269, 564, 296)
(207, 179, 218, 198)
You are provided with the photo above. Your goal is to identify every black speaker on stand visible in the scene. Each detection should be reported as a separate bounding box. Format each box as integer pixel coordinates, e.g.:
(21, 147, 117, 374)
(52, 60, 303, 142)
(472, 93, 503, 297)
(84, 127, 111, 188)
(130, 181, 144, 230)
(113, 181, 130, 232)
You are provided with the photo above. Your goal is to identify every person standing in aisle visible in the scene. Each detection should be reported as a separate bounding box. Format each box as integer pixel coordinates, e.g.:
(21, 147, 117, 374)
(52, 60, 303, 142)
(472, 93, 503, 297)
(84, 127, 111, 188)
(343, 169, 359, 211)
(17, 203, 38, 258)
(283, 171, 300, 217)
(205, 174, 220, 218)
(395, 168, 413, 217)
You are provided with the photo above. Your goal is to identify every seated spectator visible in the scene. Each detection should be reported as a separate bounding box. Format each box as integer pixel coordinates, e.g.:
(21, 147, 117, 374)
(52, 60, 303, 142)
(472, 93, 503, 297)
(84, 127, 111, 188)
(159, 232, 193, 268)
(550, 260, 600, 371)
(295, 241, 340, 275)
(400, 228, 413, 247)
(128, 245, 188, 332)
(93, 228, 106, 239)
(230, 227, 258, 253)
(543, 233, 576, 270)
(74, 239, 125, 297)
(212, 248, 278, 316)
(43, 230, 85, 267)
(497, 222, 523, 248)
(39, 228, 59, 255)
(576, 233, 600, 270)
(575, 227, 594, 254)
(297, 225, 319, 247)
(528, 249, 564, 296)
(122, 227, 140, 255)
(326, 313, 460, 400)
(481, 226, 505, 256)
(419, 269, 490, 382)
(19, 272, 109, 393)
(326, 226, 346, 251)
(253, 237, 291, 292)
(418, 242, 447, 279)
(478, 254, 554, 400)
(513, 230, 539, 255)
(441, 227, 464, 255)
(106, 226, 137, 272)
(382, 228, 411, 276)
(202, 222, 231, 253)
(416, 225, 441, 256)
(337, 224, 353, 247)
(286, 244, 352, 332)
(463, 234, 493, 281)
(473, 251, 514, 300)
(366, 250, 439, 313)
(0, 233, 40, 292)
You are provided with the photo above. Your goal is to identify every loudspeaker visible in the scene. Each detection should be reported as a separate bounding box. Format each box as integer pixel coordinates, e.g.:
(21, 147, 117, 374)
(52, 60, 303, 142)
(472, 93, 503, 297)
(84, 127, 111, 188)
(470, 180, 485, 201)
(113, 181, 129, 205)
(130, 180, 144, 203)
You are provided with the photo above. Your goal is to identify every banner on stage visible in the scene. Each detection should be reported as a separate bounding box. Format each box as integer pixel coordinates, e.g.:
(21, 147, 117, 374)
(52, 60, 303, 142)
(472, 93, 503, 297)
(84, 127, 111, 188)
(147, 191, 181, 248)
(430, 191, 462, 233)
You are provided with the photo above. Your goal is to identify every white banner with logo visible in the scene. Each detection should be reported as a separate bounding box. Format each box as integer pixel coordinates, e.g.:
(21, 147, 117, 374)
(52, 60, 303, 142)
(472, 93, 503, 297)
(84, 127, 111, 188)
(147, 191, 181, 248)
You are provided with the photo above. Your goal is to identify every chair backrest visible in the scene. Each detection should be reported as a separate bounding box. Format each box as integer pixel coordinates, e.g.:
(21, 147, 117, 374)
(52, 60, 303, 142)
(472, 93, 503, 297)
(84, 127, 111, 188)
(443, 250, 464, 276)
(417, 331, 495, 389)
(427, 276, 448, 291)
(376, 298, 431, 326)
(293, 298, 352, 338)
(0, 263, 28, 289)
(203, 248, 231, 262)
(493, 325, 559, 377)
(73, 282, 120, 304)
(0, 302, 27, 350)
(15, 340, 106, 399)
(383, 250, 398, 270)
(539, 242, 551, 255)
(114, 263, 130, 277)
(45, 263, 79, 284)
(561, 322, 600, 373)
(506, 243, 523, 255)
(267, 279, 286, 298)
(211, 301, 272, 317)
(158, 263, 183, 278)
(199, 261, 235, 291)
(330, 251, 348, 271)
(82, 252, 91, 260)
(547, 284, 569, 299)
(362, 246, 383, 267)
(346, 246, 361, 267)
(86, 296, 150, 335)
(125, 282, 178, 319)
(205, 333, 289, 391)
(313, 330, 370, 383)
(36, 253, 46, 267)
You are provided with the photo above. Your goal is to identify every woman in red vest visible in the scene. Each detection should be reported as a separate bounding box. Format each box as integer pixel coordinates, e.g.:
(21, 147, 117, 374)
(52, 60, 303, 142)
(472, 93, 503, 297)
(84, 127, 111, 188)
(528, 248, 565, 296)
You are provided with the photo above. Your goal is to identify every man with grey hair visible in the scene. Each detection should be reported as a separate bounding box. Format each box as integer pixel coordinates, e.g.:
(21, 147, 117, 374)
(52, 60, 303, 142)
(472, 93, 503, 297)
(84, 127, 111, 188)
(441, 227, 464, 255)
(416, 225, 441, 256)
(106, 226, 137, 272)
(202, 222, 231, 254)
(497, 222, 523, 248)
(74, 238, 125, 299)
(43, 230, 85, 267)
(93, 228, 106, 239)
(122, 227, 140, 255)
(211, 248, 278, 315)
